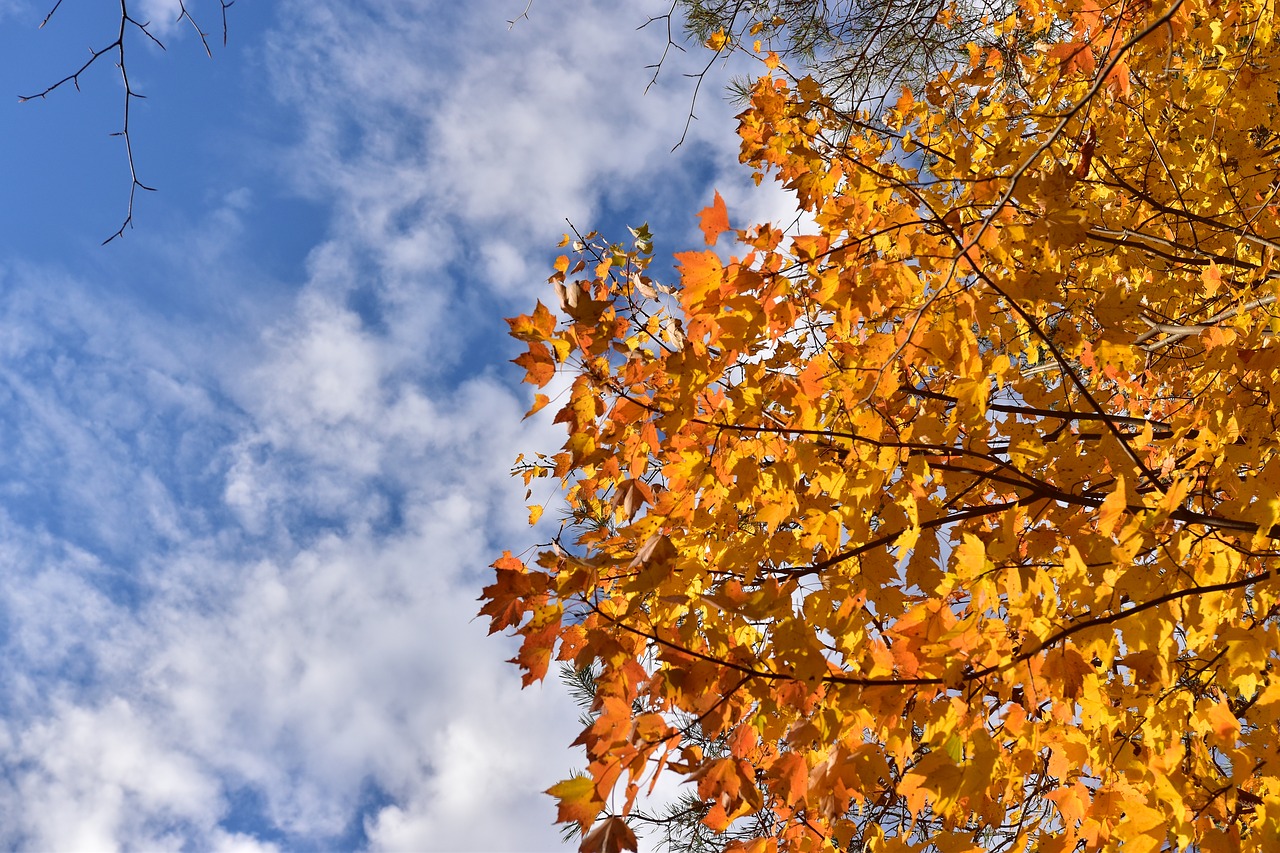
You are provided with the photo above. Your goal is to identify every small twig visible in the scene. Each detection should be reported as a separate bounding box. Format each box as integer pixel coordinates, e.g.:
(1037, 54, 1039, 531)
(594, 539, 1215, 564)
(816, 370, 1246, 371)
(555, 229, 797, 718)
(671, 52, 719, 151)
(106, 13, 158, 244)
(640, 1, 685, 94)
(222, 1, 233, 45)
(19, 42, 119, 102)
(507, 0, 533, 30)
(177, 0, 214, 57)
(38, 0, 64, 29)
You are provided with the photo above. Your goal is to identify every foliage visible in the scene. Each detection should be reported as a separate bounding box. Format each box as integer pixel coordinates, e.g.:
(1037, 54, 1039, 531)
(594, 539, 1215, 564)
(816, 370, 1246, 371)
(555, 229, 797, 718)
(485, 0, 1280, 850)
(674, 0, 1029, 112)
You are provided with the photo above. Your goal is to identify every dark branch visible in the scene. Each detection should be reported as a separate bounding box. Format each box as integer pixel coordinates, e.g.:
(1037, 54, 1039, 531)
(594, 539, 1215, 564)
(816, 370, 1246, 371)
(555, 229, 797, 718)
(19, 0, 233, 242)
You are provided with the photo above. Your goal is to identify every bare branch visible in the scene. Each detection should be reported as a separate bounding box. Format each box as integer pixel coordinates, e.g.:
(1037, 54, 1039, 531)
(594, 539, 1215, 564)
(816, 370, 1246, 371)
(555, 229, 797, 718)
(38, 0, 64, 29)
(19, 0, 233, 242)
(177, 1, 214, 57)
(507, 0, 534, 30)
(639, 1, 686, 94)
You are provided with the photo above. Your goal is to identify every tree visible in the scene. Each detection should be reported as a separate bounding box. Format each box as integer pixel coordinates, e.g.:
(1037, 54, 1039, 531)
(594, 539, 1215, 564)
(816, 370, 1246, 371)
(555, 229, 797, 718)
(673, 0, 1025, 114)
(650, 0, 1037, 150)
(19, 0, 234, 242)
(485, 0, 1280, 849)
(555, 659, 779, 853)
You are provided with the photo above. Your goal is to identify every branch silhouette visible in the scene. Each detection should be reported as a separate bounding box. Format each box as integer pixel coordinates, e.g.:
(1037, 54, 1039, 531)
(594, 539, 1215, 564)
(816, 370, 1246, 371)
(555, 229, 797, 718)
(20, 0, 234, 243)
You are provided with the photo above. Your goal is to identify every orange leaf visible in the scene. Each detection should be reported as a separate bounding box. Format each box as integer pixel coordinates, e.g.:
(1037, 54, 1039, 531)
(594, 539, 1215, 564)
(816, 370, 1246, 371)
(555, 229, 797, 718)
(1200, 699, 1241, 745)
(579, 816, 638, 853)
(524, 392, 551, 419)
(1043, 646, 1092, 701)
(512, 343, 556, 386)
(698, 190, 731, 246)
(548, 776, 606, 829)
(1047, 41, 1096, 75)
(1202, 260, 1222, 296)
(1047, 782, 1090, 825)
(1096, 474, 1127, 536)
(766, 752, 809, 805)
(515, 620, 559, 685)
(478, 556, 536, 633)
(1105, 58, 1132, 98)
(613, 478, 654, 521)
(675, 250, 724, 308)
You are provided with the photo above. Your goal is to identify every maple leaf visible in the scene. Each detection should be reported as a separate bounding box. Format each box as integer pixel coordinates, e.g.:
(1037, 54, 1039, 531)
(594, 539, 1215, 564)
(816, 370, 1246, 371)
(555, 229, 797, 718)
(512, 343, 556, 387)
(514, 620, 559, 686)
(698, 190, 731, 246)
(704, 29, 729, 51)
(490, 1, 1280, 848)
(547, 776, 605, 829)
(1043, 646, 1092, 701)
(478, 553, 535, 634)
(1096, 474, 1128, 537)
(765, 752, 808, 805)
(674, 250, 724, 310)
(579, 816, 637, 853)
(524, 393, 551, 419)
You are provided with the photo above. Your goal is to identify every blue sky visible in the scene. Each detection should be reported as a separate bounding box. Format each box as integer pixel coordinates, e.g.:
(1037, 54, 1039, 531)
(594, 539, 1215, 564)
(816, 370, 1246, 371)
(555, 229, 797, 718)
(0, 0, 798, 849)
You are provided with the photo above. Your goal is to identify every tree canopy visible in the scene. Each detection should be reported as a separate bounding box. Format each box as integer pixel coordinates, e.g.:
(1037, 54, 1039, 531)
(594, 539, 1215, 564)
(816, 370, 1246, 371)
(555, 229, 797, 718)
(676, 0, 1022, 113)
(485, 0, 1280, 850)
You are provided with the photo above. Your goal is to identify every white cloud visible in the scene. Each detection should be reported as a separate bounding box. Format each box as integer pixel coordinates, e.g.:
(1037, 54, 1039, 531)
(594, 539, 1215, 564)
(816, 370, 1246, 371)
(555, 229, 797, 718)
(0, 0, 793, 849)
(133, 511, 583, 847)
(9, 698, 222, 850)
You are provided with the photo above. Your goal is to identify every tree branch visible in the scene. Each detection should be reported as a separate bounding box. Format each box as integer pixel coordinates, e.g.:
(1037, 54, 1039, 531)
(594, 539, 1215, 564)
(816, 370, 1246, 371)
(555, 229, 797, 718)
(19, 0, 233, 242)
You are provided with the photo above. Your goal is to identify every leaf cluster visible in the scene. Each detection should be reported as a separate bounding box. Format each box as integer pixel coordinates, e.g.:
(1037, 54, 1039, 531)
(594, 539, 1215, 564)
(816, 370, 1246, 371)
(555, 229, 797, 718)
(676, 0, 1035, 113)
(486, 0, 1280, 851)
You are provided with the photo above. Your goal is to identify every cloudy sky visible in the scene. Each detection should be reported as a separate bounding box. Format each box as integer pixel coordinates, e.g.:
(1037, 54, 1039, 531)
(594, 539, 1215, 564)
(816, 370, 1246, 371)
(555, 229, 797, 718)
(0, 0, 791, 849)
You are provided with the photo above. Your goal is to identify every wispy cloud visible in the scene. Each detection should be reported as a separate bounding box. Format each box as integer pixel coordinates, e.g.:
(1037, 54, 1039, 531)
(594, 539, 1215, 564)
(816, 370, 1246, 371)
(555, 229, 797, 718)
(0, 0, 784, 849)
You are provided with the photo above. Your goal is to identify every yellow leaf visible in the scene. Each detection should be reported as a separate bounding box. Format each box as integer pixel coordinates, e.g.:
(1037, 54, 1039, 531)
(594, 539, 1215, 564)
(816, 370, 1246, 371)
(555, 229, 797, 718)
(491, 7, 1280, 847)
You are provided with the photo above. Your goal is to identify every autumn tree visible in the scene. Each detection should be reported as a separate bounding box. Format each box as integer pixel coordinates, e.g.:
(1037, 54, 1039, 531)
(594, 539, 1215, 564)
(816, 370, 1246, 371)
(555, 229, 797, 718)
(486, 0, 1280, 850)
(673, 0, 1031, 115)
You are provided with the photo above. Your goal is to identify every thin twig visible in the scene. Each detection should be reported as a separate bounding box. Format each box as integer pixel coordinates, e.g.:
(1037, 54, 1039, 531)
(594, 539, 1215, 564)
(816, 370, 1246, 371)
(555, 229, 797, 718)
(38, 0, 64, 29)
(20, 0, 232, 242)
(507, 0, 533, 30)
